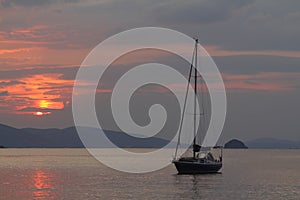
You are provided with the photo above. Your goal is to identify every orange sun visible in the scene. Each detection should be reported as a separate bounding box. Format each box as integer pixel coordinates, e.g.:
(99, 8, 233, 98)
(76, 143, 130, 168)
(34, 111, 51, 116)
(34, 111, 44, 116)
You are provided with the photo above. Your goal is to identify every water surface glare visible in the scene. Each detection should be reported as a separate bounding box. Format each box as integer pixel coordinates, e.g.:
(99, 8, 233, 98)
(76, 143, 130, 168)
(0, 149, 299, 199)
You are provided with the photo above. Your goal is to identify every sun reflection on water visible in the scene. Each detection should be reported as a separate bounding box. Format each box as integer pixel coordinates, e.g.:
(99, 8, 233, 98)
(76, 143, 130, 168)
(31, 169, 58, 199)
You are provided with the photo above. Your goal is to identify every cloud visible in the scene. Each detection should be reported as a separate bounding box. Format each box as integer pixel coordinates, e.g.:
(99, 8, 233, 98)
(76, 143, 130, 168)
(214, 55, 300, 75)
(1, 0, 53, 8)
(223, 72, 300, 92)
(18, 107, 61, 112)
(206, 46, 300, 58)
(155, 0, 254, 24)
(0, 48, 31, 55)
(0, 0, 79, 8)
(1, 25, 72, 49)
(1, 0, 300, 53)
(0, 91, 8, 96)
(0, 80, 26, 87)
(0, 73, 73, 115)
(0, 65, 79, 79)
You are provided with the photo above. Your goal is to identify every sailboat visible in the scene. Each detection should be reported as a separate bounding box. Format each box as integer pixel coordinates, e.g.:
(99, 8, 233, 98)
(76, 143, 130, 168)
(172, 38, 223, 174)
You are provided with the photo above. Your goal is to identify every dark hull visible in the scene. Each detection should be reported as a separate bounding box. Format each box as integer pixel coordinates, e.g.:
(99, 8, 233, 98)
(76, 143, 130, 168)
(173, 160, 222, 174)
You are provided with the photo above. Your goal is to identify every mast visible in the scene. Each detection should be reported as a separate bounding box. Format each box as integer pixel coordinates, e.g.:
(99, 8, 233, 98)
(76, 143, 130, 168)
(193, 39, 198, 159)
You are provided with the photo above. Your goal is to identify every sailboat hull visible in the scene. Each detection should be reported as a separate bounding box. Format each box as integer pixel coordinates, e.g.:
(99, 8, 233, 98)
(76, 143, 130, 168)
(173, 159, 222, 174)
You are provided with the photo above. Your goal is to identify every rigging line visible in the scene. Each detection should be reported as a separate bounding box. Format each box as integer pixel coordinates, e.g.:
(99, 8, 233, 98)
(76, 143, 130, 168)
(174, 45, 195, 159)
(193, 39, 198, 159)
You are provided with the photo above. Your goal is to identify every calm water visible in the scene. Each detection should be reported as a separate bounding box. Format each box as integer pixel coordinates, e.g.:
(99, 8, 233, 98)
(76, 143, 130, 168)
(0, 149, 299, 200)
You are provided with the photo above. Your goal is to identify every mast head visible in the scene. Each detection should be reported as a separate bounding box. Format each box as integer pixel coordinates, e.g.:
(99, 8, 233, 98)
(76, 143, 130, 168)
(192, 37, 199, 44)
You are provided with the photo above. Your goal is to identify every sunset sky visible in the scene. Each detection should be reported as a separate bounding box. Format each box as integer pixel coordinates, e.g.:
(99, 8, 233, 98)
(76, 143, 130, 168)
(0, 0, 299, 142)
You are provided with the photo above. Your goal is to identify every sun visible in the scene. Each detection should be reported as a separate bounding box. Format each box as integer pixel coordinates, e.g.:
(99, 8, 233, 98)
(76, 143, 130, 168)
(34, 111, 44, 116)
(34, 111, 51, 116)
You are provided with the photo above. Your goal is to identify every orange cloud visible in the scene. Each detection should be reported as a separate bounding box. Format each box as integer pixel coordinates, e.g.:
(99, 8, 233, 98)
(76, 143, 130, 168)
(223, 72, 300, 92)
(205, 45, 300, 58)
(0, 24, 89, 71)
(0, 48, 31, 55)
(0, 73, 73, 115)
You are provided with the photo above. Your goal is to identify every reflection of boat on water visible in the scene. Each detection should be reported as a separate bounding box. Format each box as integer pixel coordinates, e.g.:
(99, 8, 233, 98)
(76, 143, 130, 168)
(172, 39, 223, 174)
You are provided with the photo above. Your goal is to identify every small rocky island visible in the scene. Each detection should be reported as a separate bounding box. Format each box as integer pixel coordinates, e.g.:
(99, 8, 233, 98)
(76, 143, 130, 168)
(224, 139, 248, 149)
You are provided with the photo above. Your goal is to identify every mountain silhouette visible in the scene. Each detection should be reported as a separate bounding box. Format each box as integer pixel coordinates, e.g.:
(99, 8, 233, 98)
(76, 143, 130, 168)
(246, 137, 300, 149)
(0, 124, 173, 148)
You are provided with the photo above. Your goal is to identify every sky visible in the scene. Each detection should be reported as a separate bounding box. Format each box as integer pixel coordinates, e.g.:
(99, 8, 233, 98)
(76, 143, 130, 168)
(0, 0, 299, 143)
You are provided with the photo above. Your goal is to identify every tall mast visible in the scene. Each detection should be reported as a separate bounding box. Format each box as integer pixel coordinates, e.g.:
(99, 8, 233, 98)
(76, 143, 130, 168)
(193, 39, 198, 159)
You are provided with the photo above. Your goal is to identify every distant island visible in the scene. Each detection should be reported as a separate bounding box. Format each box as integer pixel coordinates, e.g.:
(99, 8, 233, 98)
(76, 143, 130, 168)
(0, 145, 5, 148)
(224, 139, 248, 149)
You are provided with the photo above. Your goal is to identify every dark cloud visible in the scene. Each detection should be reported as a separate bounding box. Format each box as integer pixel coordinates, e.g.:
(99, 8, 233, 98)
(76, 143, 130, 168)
(0, 66, 78, 80)
(1, 0, 54, 7)
(155, 0, 254, 24)
(0, 91, 8, 96)
(214, 55, 300, 75)
(151, 0, 300, 51)
(38, 85, 74, 91)
(0, 80, 26, 87)
(2, 0, 299, 51)
(0, 0, 79, 8)
(18, 107, 61, 112)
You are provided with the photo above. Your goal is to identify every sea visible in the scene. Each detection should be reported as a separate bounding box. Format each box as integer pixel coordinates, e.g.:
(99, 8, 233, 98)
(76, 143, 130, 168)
(0, 149, 299, 200)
